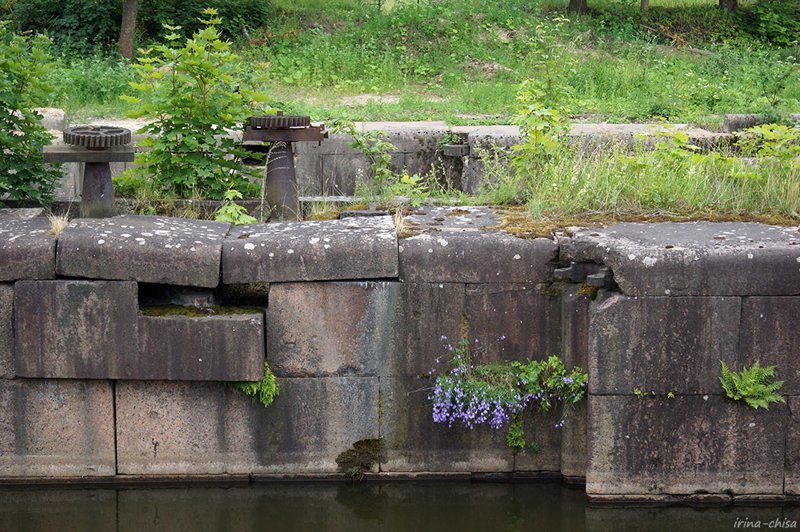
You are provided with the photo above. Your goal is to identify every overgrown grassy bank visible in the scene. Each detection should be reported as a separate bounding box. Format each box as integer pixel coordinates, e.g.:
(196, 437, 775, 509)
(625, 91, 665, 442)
(38, 0, 799, 126)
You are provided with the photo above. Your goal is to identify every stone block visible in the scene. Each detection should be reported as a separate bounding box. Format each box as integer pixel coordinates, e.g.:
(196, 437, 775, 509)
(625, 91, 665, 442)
(0, 379, 115, 477)
(398, 206, 557, 283)
(222, 216, 398, 284)
(321, 151, 371, 196)
(115, 377, 379, 475)
(134, 313, 264, 381)
(0, 208, 43, 221)
(785, 396, 800, 495)
(402, 151, 439, 177)
(391, 282, 465, 377)
(512, 408, 562, 474)
(267, 282, 399, 377)
(560, 286, 591, 480)
(294, 148, 323, 196)
(561, 222, 800, 296)
(0, 218, 55, 281)
(466, 126, 521, 151)
(0, 489, 116, 531)
(587, 395, 786, 496)
(739, 297, 800, 394)
(562, 286, 591, 366)
(0, 285, 11, 379)
(588, 295, 741, 395)
(559, 401, 587, 481)
(14, 280, 139, 379)
(464, 283, 561, 363)
(57, 215, 230, 288)
(380, 377, 514, 472)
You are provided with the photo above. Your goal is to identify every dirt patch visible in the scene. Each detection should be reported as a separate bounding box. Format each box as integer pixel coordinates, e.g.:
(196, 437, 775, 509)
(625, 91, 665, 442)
(340, 94, 401, 106)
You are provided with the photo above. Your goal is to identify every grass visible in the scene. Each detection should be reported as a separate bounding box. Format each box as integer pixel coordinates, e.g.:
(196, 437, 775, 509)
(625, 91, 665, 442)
(42, 0, 799, 127)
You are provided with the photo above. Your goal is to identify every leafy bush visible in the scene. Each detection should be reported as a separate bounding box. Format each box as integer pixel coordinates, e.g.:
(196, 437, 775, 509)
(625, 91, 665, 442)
(429, 336, 587, 452)
(123, 10, 268, 200)
(744, 0, 800, 47)
(10, 0, 273, 55)
(0, 22, 60, 203)
(720, 360, 785, 410)
(231, 362, 279, 408)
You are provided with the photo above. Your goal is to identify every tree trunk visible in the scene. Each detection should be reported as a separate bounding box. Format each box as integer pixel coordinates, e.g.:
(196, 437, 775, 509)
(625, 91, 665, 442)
(641, 0, 649, 14)
(718, 0, 737, 11)
(119, 0, 138, 60)
(567, 0, 588, 15)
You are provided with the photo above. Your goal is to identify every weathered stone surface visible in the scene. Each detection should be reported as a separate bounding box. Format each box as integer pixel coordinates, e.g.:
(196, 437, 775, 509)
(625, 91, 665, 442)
(390, 282, 465, 377)
(398, 206, 557, 283)
(0, 218, 55, 281)
(380, 377, 514, 472)
(739, 297, 800, 394)
(587, 395, 786, 495)
(561, 222, 800, 296)
(0, 208, 43, 221)
(464, 283, 561, 363)
(223, 216, 398, 284)
(57, 216, 230, 288)
(0, 379, 115, 477)
(560, 285, 591, 480)
(268, 282, 398, 377)
(14, 280, 139, 379)
(134, 313, 264, 381)
(786, 396, 800, 495)
(0, 489, 116, 531)
(0, 285, 11, 379)
(116, 378, 379, 475)
(513, 408, 562, 474)
(35, 107, 67, 131)
(589, 295, 741, 395)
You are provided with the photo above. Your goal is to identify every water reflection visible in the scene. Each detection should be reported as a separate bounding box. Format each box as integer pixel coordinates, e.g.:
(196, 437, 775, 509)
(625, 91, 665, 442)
(0, 482, 796, 532)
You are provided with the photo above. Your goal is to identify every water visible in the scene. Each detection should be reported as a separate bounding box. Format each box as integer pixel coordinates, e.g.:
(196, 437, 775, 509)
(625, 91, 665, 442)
(0, 482, 796, 532)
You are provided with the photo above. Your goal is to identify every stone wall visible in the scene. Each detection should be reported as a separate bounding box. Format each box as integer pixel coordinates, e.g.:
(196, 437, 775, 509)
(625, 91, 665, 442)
(0, 206, 798, 503)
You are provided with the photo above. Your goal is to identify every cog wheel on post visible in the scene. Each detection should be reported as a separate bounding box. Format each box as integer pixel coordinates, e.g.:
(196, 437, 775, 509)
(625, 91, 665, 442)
(63, 126, 132, 149)
(249, 115, 311, 130)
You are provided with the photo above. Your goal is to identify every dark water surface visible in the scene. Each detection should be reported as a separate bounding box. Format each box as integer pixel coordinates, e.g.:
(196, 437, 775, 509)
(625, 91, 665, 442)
(0, 482, 797, 532)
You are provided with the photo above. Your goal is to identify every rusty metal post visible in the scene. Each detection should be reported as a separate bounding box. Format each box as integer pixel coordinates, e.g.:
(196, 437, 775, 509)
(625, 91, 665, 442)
(81, 162, 116, 218)
(265, 142, 299, 221)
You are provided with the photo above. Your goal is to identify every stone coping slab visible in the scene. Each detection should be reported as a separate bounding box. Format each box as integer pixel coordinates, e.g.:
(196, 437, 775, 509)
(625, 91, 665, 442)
(560, 221, 800, 296)
(222, 216, 398, 283)
(57, 215, 230, 288)
(398, 206, 557, 283)
(0, 217, 56, 281)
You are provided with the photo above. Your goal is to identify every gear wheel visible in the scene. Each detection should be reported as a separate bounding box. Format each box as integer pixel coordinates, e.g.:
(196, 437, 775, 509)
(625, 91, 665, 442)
(63, 126, 132, 149)
(249, 115, 311, 129)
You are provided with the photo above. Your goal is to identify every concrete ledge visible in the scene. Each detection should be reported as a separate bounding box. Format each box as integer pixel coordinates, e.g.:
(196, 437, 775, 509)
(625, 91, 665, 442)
(561, 222, 800, 296)
(223, 216, 398, 283)
(57, 216, 230, 288)
(398, 206, 557, 283)
(0, 218, 55, 281)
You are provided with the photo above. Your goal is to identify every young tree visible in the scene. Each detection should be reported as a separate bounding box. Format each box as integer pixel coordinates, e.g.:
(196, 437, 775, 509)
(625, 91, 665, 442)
(119, 0, 138, 60)
(719, 0, 737, 10)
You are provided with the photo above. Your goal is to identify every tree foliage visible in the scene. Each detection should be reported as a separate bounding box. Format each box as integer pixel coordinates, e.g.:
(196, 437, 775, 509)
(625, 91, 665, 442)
(0, 22, 60, 204)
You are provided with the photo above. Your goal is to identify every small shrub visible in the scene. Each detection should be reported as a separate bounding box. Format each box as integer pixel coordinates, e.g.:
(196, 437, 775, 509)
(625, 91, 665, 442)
(122, 9, 268, 200)
(214, 189, 257, 225)
(230, 362, 279, 408)
(429, 336, 588, 452)
(744, 0, 800, 47)
(0, 23, 61, 204)
(720, 360, 785, 410)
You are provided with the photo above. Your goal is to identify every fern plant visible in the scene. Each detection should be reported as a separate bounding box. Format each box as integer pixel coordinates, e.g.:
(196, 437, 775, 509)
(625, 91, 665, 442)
(230, 362, 278, 408)
(719, 360, 785, 410)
